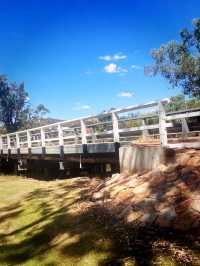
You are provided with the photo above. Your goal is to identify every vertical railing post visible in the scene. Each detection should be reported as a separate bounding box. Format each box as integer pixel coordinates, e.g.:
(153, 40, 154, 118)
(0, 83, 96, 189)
(74, 129, 79, 145)
(112, 112, 120, 173)
(142, 119, 149, 137)
(58, 124, 64, 146)
(27, 130, 31, 148)
(80, 119, 87, 144)
(91, 128, 96, 143)
(112, 112, 120, 142)
(41, 128, 45, 148)
(7, 135, 11, 151)
(181, 118, 189, 139)
(58, 124, 64, 158)
(16, 133, 20, 154)
(0, 136, 2, 153)
(159, 102, 168, 146)
(27, 130, 31, 156)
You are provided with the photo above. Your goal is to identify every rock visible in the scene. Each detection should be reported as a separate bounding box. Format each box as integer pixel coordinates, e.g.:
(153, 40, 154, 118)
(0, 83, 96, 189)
(157, 206, 176, 227)
(118, 205, 133, 219)
(149, 174, 165, 189)
(165, 172, 179, 182)
(89, 148, 200, 232)
(155, 201, 172, 212)
(178, 153, 191, 166)
(158, 164, 168, 172)
(186, 149, 197, 155)
(140, 212, 158, 224)
(165, 186, 180, 199)
(191, 199, 200, 213)
(126, 211, 142, 223)
(173, 211, 197, 230)
(181, 168, 200, 190)
(93, 191, 104, 200)
(187, 157, 200, 167)
(176, 181, 189, 194)
(94, 182, 105, 192)
(132, 182, 150, 196)
(163, 163, 179, 174)
(134, 198, 156, 212)
(176, 198, 192, 213)
(114, 191, 134, 204)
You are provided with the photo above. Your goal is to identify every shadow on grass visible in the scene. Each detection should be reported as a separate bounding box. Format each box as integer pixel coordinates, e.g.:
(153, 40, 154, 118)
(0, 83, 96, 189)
(0, 178, 200, 266)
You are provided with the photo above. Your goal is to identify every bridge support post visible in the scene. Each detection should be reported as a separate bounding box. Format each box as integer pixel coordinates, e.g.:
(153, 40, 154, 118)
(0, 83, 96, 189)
(114, 142, 120, 172)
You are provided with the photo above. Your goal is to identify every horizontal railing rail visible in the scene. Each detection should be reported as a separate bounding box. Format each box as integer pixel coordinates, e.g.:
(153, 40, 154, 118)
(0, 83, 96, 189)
(0, 99, 200, 155)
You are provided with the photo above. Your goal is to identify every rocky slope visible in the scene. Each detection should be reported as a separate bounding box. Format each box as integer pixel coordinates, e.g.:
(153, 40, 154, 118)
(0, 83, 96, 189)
(91, 149, 200, 231)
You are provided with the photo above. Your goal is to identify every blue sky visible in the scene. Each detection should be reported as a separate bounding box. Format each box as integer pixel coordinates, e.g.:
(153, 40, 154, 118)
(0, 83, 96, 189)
(0, 0, 199, 119)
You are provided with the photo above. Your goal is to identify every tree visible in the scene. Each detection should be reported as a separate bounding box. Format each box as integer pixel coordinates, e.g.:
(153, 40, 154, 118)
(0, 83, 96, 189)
(163, 93, 200, 113)
(0, 75, 29, 132)
(146, 18, 200, 98)
(28, 104, 50, 128)
(165, 94, 186, 112)
(0, 75, 50, 132)
(35, 104, 49, 119)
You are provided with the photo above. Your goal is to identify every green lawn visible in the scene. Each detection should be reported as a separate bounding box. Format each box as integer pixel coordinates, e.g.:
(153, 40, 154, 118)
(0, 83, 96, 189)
(0, 175, 113, 266)
(0, 175, 199, 266)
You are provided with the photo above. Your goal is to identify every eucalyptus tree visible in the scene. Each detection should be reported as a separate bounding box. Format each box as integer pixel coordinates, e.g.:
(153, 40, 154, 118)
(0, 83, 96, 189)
(146, 18, 200, 98)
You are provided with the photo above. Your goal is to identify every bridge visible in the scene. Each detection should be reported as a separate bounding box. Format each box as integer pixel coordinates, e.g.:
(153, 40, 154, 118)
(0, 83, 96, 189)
(0, 99, 200, 176)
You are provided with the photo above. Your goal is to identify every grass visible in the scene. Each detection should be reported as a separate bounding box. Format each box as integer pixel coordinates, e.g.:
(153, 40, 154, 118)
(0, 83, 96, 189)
(0, 175, 111, 266)
(0, 175, 200, 266)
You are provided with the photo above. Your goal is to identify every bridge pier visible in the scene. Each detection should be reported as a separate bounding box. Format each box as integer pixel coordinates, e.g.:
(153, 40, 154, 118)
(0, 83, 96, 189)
(0, 158, 16, 175)
(0, 148, 119, 179)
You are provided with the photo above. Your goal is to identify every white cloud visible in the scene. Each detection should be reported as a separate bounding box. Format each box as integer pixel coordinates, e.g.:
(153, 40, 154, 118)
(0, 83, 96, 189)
(104, 63, 119, 73)
(131, 64, 143, 70)
(73, 103, 91, 110)
(117, 91, 134, 98)
(99, 53, 127, 61)
(104, 63, 128, 74)
(80, 105, 91, 109)
(99, 55, 112, 61)
(113, 54, 127, 60)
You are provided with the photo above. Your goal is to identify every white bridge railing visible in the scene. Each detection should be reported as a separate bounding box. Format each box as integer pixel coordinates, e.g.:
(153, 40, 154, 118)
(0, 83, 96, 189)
(0, 99, 200, 154)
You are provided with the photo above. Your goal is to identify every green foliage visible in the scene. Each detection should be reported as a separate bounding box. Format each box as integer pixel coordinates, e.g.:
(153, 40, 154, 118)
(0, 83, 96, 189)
(0, 74, 50, 132)
(146, 18, 200, 98)
(0, 75, 29, 132)
(165, 94, 200, 112)
(22, 103, 50, 129)
(125, 119, 142, 128)
(186, 97, 200, 109)
(165, 95, 186, 112)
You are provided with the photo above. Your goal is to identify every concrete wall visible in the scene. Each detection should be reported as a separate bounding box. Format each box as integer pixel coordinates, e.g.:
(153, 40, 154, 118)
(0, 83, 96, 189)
(119, 145, 174, 174)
